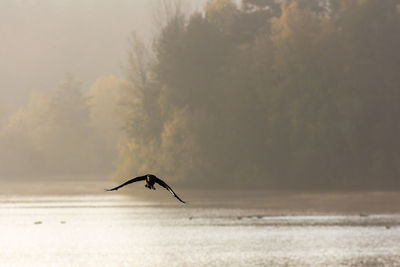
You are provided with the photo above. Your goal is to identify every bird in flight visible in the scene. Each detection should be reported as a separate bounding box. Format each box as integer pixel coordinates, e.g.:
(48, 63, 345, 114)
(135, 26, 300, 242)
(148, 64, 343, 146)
(105, 174, 186, 203)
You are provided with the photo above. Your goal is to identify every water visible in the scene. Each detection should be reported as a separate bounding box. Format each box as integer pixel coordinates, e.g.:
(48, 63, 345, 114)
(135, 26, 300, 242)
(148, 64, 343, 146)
(0, 192, 399, 266)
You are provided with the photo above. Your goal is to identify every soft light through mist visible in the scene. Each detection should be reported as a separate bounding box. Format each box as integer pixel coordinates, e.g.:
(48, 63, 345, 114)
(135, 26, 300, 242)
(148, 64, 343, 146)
(0, 0, 153, 109)
(1, 1, 400, 266)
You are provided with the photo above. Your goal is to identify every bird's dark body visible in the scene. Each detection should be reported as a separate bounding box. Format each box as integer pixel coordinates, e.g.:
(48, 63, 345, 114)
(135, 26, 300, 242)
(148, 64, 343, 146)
(106, 174, 186, 203)
(145, 174, 156, 190)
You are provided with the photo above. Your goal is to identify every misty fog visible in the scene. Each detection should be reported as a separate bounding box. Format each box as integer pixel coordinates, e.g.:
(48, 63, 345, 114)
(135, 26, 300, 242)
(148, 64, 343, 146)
(1, 0, 400, 190)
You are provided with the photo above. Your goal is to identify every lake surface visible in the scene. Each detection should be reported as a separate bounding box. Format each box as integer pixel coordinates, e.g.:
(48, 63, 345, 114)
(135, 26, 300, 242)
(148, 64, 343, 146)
(0, 187, 400, 266)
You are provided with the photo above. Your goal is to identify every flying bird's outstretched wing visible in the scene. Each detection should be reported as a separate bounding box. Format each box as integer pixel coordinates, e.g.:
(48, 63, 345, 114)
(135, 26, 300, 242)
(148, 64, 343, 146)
(105, 176, 146, 191)
(154, 177, 186, 203)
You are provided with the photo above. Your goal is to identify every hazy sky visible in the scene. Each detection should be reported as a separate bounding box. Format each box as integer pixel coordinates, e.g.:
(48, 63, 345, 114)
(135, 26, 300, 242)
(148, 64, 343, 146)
(0, 0, 204, 112)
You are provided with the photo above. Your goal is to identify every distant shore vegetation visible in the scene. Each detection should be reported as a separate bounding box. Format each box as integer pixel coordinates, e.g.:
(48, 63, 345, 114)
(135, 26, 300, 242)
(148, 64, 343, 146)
(1, 0, 400, 189)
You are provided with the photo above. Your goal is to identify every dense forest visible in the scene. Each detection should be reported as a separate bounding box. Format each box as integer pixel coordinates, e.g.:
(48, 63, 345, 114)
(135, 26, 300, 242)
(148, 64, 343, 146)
(1, 0, 400, 189)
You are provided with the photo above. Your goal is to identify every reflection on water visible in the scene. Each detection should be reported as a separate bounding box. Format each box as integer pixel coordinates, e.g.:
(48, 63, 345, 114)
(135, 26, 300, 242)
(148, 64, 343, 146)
(0, 194, 399, 266)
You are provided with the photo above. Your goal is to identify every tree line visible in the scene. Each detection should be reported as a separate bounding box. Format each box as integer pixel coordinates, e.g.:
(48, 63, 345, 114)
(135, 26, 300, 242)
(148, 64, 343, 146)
(0, 75, 127, 178)
(1, 0, 400, 189)
(116, 0, 400, 189)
